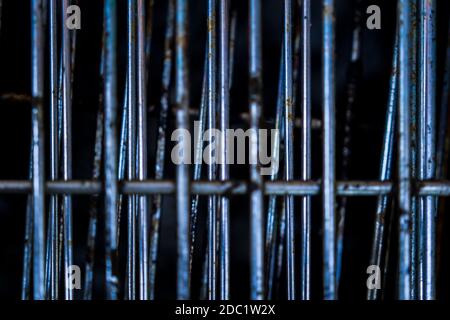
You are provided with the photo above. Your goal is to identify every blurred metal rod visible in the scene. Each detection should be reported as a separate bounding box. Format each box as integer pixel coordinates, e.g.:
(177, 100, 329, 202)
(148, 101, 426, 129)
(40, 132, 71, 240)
(397, 0, 412, 300)
(175, 0, 191, 300)
(322, 0, 337, 300)
(103, 0, 119, 300)
(249, 0, 265, 300)
(5, 180, 450, 196)
(31, 0, 46, 301)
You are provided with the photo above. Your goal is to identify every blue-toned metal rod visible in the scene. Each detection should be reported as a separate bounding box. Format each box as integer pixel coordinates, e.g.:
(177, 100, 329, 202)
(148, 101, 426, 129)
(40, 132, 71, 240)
(219, 0, 230, 301)
(283, 0, 295, 301)
(408, 0, 418, 299)
(103, 0, 119, 300)
(397, 0, 412, 300)
(31, 0, 46, 301)
(300, 0, 311, 300)
(367, 31, 399, 301)
(126, 0, 137, 300)
(322, 0, 337, 300)
(175, 0, 191, 300)
(117, 79, 128, 245)
(149, 0, 174, 300)
(418, 0, 437, 300)
(62, 0, 74, 301)
(46, 0, 59, 300)
(137, 0, 149, 300)
(207, 0, 217, 300)
(249, 0, 264, 300)
(265, 45, 284, 299)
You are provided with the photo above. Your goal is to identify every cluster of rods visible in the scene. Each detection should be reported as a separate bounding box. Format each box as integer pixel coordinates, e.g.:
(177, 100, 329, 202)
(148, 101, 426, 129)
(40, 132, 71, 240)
(5, 0, 449, 300)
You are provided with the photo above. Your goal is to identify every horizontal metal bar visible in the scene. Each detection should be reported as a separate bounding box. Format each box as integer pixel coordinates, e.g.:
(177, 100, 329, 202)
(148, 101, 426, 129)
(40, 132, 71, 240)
(1, 180, 450, 196)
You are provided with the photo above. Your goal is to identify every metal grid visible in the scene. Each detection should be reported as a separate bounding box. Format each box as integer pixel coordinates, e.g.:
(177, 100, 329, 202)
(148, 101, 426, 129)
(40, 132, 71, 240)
(0, 0, 448, 300)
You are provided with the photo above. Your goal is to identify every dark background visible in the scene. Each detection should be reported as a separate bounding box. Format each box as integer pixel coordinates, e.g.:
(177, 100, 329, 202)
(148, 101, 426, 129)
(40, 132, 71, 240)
(0, 0, 449, 300)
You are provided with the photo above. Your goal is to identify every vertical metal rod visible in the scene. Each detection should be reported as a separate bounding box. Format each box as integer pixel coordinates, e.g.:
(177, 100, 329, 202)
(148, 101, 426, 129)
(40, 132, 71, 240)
(283, 0, 295, 300)
(207, 0, 217, 301)
(408, 0, 418, 299)
(137, 0, 149, 300)
(104, 0, 119, 300)
(175, 0, 191, 300)
(322, 0, 336, 300)
(300, 0, 311, 300)
(397, 0, 412, 300)
(418, 0, 437, 300)
(367, 32, 399, 301)
(249, 0, 264, 300)
(200, 12, 237, 298)
(149, 0, 174, 300)
(46, 0, 59, 301)
(126, 0, 137, 300)
(31, 0, 46, 301)
(219, 0, 230, 300)
(62, 0, 73, 300)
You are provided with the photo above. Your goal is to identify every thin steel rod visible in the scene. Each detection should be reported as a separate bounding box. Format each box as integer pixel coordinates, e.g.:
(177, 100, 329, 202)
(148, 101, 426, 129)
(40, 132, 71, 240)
(4, 179, 450, 196)
(219, 0, 230, 301)
(103, 0, 119, 300)
(31, 0, 46, 301)
(117, 79, 128, 245)
(418, 0, 437, 300)
(249, 0, 265, 300)
(189, 50, 207, 276)
(283, 0, 295, 300)
(322, 0, 337, 300)
(126, 0, 137, 300)
(265, 44, 285, 299)
(137, 0, 149, 300)
(46, 0, 59, 301)
(62, 0, 74, 300)
(149, 0, 174, 300)
(367, 31, 399, 301)
(206, 0, 217, 300)
(175, 0, 191, 300)
(409, 0, 418, 299)
(300, 0, 311, 300)
(397, 0, 412, 300)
